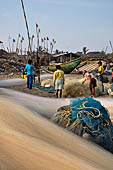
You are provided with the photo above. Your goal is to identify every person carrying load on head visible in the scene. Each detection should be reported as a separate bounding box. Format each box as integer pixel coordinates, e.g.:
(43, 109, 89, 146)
(82, 72, 97, 98)
(53, 65, 65, 98)
(97, 61, 104, 93)
(24, 59, 34, 89)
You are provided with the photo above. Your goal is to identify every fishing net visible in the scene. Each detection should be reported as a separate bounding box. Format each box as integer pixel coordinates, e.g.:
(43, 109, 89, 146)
(108, 84, 113, 97)
(32, 83, 56, 93)
(52, 97, 113, 153)
(41, 79, 54, 87)
(63, 80, 100, 98)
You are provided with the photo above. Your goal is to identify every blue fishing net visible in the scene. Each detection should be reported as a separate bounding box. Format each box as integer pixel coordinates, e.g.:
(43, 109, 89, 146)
(70, 97, 109, 124)
(109, 84, 113, 92)
(32, 83, 56, 93)
(53, 97, 113, 153)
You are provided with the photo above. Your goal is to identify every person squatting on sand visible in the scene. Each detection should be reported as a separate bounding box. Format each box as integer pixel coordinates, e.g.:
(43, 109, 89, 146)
(97, 61, 104, 93)
(24, 59, 34, 89)
(82, 72, 97, 98)
(53, 65, 65, 98)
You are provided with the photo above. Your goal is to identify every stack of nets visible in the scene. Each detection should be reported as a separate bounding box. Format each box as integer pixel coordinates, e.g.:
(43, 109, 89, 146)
(52, 97, 113, 153)
(62, 80, 100, 98)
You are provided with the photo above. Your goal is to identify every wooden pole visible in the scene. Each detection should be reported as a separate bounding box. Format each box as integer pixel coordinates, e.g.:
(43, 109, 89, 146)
(8, 36, 11, 53)
(16, 34, 20, 54)
(70, 53, 72, 61)
(20, 0, 31, 53)
(36, 28, 38, 50)
(50, 42, 53, 53)
(12, 42, 14, 53)
(21, 40, 23, 55)
(109, 41, 113, 53)
(31, 35, 34, 52)
(41, 39, 43, 49)
(44, 38, 46, 50)
(34, 44, 35, 52)
(31, 37, 33, 52)
(19, 41, 21, 54)
(36, 28, 40, 51)
(105, 46, 108, 54)
(46, 39, 48, 52)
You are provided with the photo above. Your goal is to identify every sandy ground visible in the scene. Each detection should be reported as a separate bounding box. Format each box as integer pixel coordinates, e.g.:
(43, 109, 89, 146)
(0, 76, 113, 170)
(0, 74, 55, 97)
(0, 90, 113, 170)
(1, 84, 56, 98)
(0, 73, 82, 98)
(0, 75, 111, 99)
(0, 74, 21, 80)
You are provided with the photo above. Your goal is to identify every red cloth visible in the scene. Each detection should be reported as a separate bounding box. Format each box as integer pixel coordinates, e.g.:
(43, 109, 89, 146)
(107, 60, 109, 64)
(112, 72, 113, 77)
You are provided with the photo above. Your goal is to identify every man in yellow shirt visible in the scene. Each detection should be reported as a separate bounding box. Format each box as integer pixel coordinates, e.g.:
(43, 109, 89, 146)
(97, 61, 104, 92)
(98, 62, 104, 76)
(53, 65, 65, 98)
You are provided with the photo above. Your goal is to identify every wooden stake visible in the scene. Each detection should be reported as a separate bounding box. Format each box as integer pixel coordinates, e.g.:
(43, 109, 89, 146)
(8, 36, 11, 53)
(20, 0, 32, 53)
(109, 41, 113, 53)
(16, 34, 20, 54)
(36, 28, 40, 51)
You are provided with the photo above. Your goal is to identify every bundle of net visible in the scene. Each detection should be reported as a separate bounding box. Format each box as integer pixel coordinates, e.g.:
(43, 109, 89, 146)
(108, 84, 113, 97)
(62, 79, 100, 98)
(52, 97, 113, 153)
(41, 79, 54, 87)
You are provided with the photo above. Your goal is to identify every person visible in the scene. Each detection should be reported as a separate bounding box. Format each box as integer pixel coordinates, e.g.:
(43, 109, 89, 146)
(24, 59, 34, 89)
(82, 72, 97, 98)
(97, 61, 104, 93)
(112, 68, 113, 83)
(106, 60, 111, 71)
(22, 69, 25, 79)
(34, 62, 41, 84)
(107, 59, 109, 65)
(82, 70, 87, 78)
(103, 63, 107, 71)
(53, 65, 65, 98)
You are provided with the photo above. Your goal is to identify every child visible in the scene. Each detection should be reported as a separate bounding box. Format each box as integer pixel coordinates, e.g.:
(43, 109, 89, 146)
(82, 72, 97, 98)
(53, 65, 65, 98)
(24, 59, 34, 89)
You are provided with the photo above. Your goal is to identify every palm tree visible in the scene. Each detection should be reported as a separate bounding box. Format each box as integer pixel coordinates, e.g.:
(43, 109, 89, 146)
(83, 47, 89, 55)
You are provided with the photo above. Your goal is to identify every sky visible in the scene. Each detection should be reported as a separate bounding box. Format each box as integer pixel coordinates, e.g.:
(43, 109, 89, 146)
(0, 0, 113, 53)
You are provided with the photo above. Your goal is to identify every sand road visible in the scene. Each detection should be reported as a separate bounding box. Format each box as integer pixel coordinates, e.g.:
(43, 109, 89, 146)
(0, 79, 113, 170)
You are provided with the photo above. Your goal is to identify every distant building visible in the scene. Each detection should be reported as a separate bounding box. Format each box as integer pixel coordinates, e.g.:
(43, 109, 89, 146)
(52, 52, 80, 63)
(76, 52, 83, 56)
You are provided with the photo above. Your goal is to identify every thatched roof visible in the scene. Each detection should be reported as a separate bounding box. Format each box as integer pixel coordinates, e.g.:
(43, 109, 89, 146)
(86, 51, 106, 59)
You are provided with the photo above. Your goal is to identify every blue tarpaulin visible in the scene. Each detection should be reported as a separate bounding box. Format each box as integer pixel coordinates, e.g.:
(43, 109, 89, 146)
(32, 83, 56, 93)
